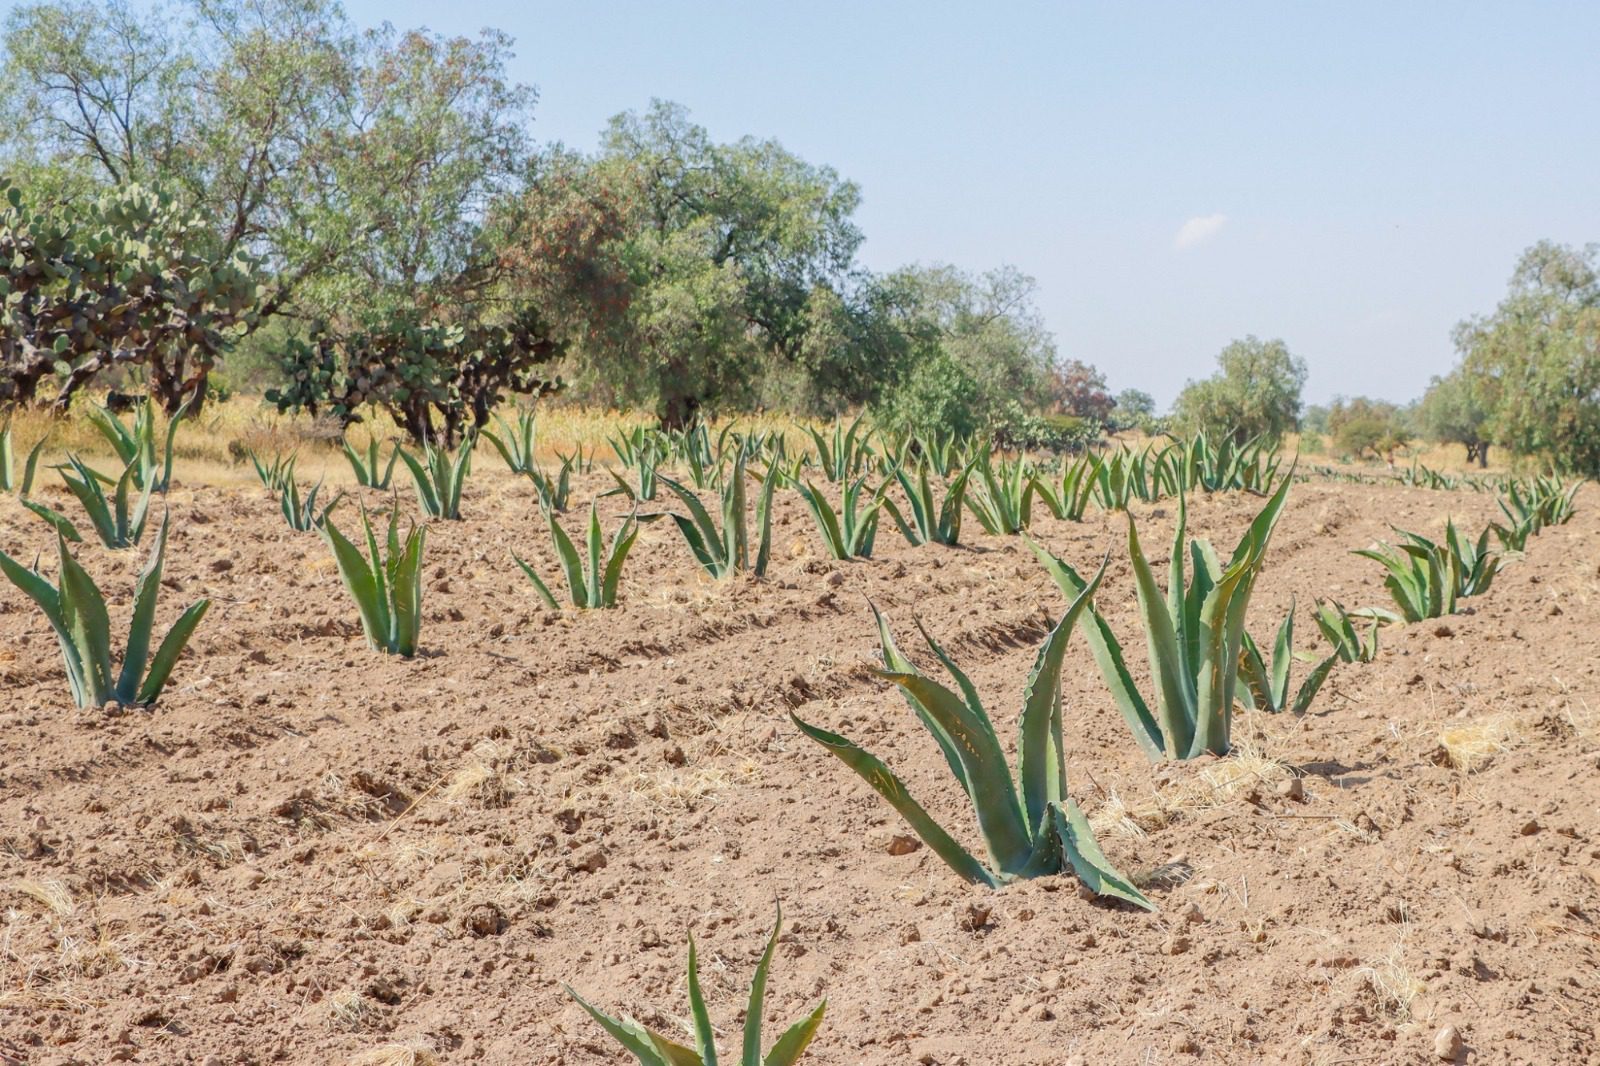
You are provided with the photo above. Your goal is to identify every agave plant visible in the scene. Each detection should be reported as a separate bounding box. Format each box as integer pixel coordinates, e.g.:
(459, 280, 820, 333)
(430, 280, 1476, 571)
(659, 453, 776, 578)
(792, 585, 1152, 907)
(1498, 474, 1581, 536)
(1354, 520, 1500, 622)
(964, 447, 1038, 534)
(0, 420, 46, 496)
(247, 447, 298, 496)
(396, 436, 473, 520)
(568, 909, 825, 1066)
(25, 456, 154, 549)
(882, 460, 970, 546)
(806, 414, 873, 482)
(321, 506, 426, 656)
(0, 518, 209, 708)
(1312, 599, 1393, 664)
(85, 395, 189, 493)
(515, 504, 640, 609)
(1032, 453, 1096, 522)
(1237, 601, 1339, 715)
(279, 477, 343, 532)
(796, 475, 882, 559)
(529, 453, 575, 514)
(342, 433, 398, 489)
(1029, 474, 1294, 760)
(482, 409, 539, 475)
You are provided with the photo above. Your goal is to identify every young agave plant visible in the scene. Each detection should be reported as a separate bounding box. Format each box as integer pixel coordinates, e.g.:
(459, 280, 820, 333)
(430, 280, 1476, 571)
(482, 409, 538, 475)
(247, 448, 298, 496)
(659, 453, 776, 578)
(280, 477, 344, 532)
(1028, 474, 1294, 760)
(1032, 454, 1095, 523)
(528, 453, 575, 514)
(806, 413, 873, 482)
(791, 582, 1153, 908)
(1237, 600, 1339, 715)
(0, 518, 210, 708)
(25, 456, 154, 549)
(796, 475, 882, 559)
(85, 395, 190, 493)
(0, 421, 47, 496)
(1354, 520, 1500, 622)
(342, 433, 398, 489)
(397, 436, 473, 520)
(321, 506, 426, 656)
(515, 504, 640, 608)
(568, 909, 825, 1066)
(883, 460, 971, 546)
(964, 448, 1038, 535)
(1312, 599, 1393, 664)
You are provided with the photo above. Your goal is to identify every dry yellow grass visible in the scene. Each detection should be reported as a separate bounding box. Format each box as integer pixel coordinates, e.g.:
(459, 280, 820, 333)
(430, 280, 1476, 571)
(1437, 712, 1528, 772)
(349, 1042, 439, 1066)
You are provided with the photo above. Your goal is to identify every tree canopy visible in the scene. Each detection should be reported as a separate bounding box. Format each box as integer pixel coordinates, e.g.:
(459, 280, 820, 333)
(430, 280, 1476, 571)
(1171, 336, 1307, 446)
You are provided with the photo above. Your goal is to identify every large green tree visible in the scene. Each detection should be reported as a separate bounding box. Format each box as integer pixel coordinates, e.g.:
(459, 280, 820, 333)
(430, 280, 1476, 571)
(0, 0, 544, 420)
(1453, 240, 1600, 475)
(1172, 335, 1307, 446)
(517, 101, 866, 427)
(1416, 368, 1494, 467)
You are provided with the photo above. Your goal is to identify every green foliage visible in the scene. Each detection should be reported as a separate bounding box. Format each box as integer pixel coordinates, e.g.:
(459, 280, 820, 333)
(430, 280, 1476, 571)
(658, 453, 776, 579)
(528, 453, 576, 514)
(1417, 369, 1494, 467)
(806, 414, 874, 483)
(396, 436, 474, 520)
(1237, 602, 1339, 715)
(25, 455, 153, 548)
(1312, 600, 1393, 664)
(343, 433, 398, 489)
(247, 448, 297, 496)
(267, 314, 562, 446)
(964, 448, 1039, 534)
(483, 409, 539, 476)
(1327, 397, 1410, 460)
(1029, 475, 1295, 760)
(84, 395, 189, 493)
(791, 593, 1152, 907)
(515, 504, 640, 609)
(567, 909, 826, 1066)
(0, 518, 209, 707)
(321, 507, 426, 657)
(1354, 520, 1501, 622)
(883, 460, 970, 546)
(278, 477, 343, 532)
(1172, 336, 1307, 447)
(1454, 241, 1600, 475)
(0, 179, 258, 411)
(0, 419, 46, 495)
(796, 476, 882, 559)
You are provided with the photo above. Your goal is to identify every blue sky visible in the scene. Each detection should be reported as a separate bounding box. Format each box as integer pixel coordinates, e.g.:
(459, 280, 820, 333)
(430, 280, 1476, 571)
(343, 0, 1600, 406)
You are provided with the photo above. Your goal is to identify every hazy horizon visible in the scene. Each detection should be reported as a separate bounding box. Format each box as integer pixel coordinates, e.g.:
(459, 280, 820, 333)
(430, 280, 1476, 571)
(336, 0, 1600, 408)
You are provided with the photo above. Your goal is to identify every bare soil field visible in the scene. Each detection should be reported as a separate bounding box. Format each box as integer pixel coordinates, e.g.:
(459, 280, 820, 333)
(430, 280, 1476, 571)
(1, 468, 1597, 1065)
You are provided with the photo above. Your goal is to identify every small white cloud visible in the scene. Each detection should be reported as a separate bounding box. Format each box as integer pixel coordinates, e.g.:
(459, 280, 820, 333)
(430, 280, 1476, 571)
(1174, 213, 1227, 251)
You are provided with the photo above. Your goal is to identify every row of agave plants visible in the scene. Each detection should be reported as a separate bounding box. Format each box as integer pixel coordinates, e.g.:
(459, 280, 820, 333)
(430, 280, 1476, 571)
(0, 402, 1585, 1063)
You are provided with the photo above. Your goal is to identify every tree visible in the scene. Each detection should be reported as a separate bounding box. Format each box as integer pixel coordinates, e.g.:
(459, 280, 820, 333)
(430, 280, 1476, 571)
(1326, 396, 1409, 461)
(0, 0, 540, 419)
(515, 101, 866, 427)
(1453, 240, 1600, 475)
(870, 264, 1057, 440)
(0, 180, 258, 410)
(1046, 359, 1114, 424)
(1172, 336, 1307, 445)
(1417, 369, 1493, 467)
(1108, 388, 1156, 433)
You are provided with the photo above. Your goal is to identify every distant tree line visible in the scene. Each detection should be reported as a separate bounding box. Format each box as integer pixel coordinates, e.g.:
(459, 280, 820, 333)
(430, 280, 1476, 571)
(1, 1, 1595, 469)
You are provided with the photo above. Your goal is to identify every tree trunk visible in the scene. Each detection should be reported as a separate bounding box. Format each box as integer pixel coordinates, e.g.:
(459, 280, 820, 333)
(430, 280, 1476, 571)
(1477, 442, 1489, 469)
(658, 391, 700, 431)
